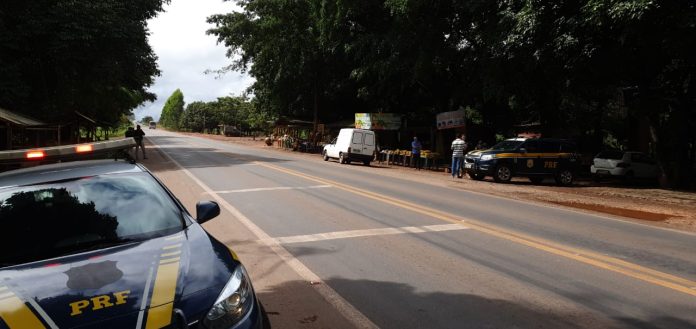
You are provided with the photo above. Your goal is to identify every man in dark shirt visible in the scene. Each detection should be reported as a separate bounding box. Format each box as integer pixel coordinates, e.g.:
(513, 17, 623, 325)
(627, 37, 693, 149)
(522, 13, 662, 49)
(411, 136, 422, 170)
(133, 125, 147, 160)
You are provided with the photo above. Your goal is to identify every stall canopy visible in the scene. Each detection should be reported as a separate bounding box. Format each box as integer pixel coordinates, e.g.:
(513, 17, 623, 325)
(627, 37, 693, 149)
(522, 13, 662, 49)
(0, 108, 45, 126)
(1, 108, 61, 150)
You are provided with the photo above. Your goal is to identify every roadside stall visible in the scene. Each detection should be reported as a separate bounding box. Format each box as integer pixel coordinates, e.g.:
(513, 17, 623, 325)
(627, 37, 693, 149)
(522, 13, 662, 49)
(270, 118, 324, 152)
(355, 112, 402, 162)
(435, 109, 466, 172)
(1, 108, 62, 150)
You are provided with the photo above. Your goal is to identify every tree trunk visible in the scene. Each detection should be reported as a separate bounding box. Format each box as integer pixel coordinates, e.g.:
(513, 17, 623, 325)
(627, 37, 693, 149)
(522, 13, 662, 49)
(313, 83, 318, 133)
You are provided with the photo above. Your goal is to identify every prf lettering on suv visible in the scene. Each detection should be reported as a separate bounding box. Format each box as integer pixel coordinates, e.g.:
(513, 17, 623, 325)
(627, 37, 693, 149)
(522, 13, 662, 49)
(463, 138, 580, 185)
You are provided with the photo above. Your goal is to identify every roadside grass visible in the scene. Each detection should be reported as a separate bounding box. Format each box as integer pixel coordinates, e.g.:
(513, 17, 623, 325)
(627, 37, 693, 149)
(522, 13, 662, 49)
(109, 126, 128, 139)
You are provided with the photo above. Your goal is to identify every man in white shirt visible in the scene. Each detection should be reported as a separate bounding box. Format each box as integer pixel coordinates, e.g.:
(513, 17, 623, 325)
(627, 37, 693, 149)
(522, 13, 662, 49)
(451, 134, 467, 178)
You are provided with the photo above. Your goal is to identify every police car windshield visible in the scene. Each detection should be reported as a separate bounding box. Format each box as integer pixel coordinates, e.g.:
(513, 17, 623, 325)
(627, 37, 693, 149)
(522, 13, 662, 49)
(0, 172, 183, 266)
(490, 140, 524, 151)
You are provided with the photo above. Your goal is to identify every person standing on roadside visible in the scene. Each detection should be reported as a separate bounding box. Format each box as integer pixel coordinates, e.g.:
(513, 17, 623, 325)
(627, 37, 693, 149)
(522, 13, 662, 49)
(411, 136, 422, 170)
(451, 134, 467, 178)
(133, 125, 147, 160)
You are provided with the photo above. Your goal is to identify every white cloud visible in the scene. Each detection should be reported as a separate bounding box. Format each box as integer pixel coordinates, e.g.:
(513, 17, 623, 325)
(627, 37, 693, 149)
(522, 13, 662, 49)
(135, 0, 254, 121)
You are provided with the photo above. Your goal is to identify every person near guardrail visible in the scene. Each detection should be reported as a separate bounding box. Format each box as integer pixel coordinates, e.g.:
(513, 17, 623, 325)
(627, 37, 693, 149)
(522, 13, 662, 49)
(451, 134, 467, 178)
(411, 136, 422, 170)
(133, 125, 147, 160)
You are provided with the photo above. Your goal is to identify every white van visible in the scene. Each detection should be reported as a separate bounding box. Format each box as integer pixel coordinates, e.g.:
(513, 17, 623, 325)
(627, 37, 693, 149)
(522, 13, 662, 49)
(322, 128, 376, 165)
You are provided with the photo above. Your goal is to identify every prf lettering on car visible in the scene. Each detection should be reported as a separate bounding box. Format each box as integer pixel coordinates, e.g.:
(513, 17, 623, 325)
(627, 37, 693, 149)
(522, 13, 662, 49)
(69, 290, 130, 316)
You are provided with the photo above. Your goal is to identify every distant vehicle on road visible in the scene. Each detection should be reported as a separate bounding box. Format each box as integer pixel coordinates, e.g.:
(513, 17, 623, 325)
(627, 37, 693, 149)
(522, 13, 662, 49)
(148, 121, 156, 129)
(463, 138, 580, 185)
(591, 150, 659, 181)
(322, 128, 375, 166)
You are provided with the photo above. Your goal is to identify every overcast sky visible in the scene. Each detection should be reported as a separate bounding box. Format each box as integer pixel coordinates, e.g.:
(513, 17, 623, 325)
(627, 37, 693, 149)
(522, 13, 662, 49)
(135, 0, 253, 121)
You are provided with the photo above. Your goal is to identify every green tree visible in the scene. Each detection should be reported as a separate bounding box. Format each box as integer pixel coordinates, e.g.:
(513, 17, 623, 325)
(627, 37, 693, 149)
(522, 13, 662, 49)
(159, 89, 185, 129)
(207, 0, 363, 126)
(580, 0, 696, 187)
(0, 0, 167, 125)
(141, 116, 154, 124)
(179, 101, 212, 132)
(208, 0, 696, 187)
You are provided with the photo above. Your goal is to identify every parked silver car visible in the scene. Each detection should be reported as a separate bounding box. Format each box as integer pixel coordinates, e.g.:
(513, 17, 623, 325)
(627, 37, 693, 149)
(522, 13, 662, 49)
(591, 151, 659, 181)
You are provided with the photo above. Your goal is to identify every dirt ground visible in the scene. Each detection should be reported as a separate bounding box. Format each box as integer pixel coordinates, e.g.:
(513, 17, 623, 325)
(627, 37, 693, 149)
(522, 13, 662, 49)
(180, 132, 696, 234)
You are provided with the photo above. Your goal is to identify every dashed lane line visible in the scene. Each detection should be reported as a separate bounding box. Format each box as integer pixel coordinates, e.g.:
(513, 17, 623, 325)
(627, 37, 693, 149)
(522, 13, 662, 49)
(210, 185, 331, 194)
(267, 223, 468, 245)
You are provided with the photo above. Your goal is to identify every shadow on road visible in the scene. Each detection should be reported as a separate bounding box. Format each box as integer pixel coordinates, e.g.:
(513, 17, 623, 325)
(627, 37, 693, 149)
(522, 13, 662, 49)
(255, 276, 695, 329)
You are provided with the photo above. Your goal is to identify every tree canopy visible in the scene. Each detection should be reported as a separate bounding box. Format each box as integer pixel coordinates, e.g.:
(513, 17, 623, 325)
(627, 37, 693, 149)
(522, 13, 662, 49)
(159, 89, 185, 129)
(0, 0, 168, 125)
(208, 0, 696, 187)
(177, 96, 268, 133)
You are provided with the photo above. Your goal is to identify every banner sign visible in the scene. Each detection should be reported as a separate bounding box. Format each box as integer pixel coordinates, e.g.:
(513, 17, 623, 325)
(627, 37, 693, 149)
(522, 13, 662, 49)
(436, 110, 466, 130)
(355, 113, 401, 130)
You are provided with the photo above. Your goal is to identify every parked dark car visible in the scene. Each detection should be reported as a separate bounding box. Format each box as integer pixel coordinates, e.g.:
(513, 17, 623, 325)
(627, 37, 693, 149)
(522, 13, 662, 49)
(463, 138, 581, 185)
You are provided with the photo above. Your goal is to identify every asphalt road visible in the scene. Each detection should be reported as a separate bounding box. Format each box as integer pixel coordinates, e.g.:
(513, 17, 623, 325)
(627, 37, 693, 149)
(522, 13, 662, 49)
(144, 129, 696, 329)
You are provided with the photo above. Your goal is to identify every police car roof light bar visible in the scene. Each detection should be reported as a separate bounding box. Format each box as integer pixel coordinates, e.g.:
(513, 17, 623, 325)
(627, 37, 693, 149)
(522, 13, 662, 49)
(75, 144, 94, 153)
(0, 139, 137, 166)
(26, 150, 46, 159)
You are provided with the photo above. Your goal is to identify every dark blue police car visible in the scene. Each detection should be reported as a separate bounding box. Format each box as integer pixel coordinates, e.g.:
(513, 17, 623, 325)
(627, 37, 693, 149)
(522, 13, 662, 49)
(0, 140, 268, 329)
(463, 138, 580, 185)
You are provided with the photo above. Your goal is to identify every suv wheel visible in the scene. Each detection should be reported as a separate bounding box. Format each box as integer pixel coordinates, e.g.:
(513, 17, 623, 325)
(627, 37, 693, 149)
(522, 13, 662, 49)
(493, 165, 512, 183)
(555, 169, 574, 186)
(322, 151, 329, 161)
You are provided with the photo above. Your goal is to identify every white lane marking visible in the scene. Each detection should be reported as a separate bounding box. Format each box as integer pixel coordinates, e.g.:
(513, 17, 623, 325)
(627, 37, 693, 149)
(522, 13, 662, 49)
(211, 185, 331, 194)
(271, 224, 468, 244)
(155, 143, 379, 329)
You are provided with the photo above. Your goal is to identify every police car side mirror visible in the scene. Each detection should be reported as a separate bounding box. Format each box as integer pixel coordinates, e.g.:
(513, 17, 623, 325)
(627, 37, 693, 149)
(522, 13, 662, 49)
(196, 201, 220, 224)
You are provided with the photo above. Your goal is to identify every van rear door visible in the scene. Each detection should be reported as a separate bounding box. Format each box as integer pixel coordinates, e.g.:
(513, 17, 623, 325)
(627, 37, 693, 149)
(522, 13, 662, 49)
(364, 132, 375, 156)
(351, 131, 364, 155)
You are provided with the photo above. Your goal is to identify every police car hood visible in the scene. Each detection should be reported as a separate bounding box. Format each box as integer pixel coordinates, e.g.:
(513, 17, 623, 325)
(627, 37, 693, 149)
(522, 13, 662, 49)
(466, 148, 500, 157)
(0, 224, 236, 328)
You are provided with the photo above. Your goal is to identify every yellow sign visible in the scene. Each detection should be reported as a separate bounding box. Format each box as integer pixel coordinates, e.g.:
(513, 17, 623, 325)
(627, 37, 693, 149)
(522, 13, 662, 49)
(355, 113, 401, 130)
